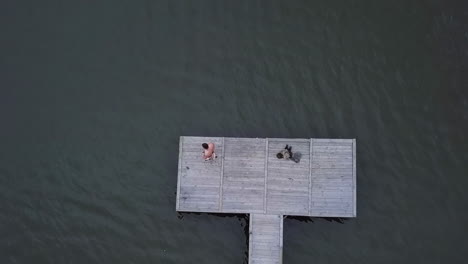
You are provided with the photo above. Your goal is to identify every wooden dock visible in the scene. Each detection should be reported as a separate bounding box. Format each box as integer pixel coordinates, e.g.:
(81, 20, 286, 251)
(176, 136, 356, 263)
(249, 214, 283, 264)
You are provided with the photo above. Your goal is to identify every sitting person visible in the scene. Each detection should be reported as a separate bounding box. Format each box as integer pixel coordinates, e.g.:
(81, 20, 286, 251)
(276, 144, 293, 160)
(202, 143, 217, 160)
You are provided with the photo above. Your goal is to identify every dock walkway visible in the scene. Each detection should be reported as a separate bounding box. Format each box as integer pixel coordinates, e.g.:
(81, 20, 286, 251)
(176, 136, 356, 263)
(249, 214, 283, 264)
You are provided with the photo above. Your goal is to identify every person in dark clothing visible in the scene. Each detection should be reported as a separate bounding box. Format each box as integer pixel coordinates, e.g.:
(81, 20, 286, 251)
(276, 145, 293, 159)
(285, 144, 292, 156)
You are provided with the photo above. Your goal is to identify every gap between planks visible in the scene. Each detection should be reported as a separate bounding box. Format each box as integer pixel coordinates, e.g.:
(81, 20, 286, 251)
(264, 138, 269, 214)
(309, 138, 313, 216)
(219, 137, 225, 210)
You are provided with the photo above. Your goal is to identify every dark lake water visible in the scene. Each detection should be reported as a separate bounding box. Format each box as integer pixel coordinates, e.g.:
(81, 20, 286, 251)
(1, 0, 467, 263)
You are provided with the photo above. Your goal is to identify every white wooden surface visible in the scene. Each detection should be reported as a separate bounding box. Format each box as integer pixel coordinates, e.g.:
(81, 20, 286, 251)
(176, 136, 356, 217)
(177, 137, 224, 212)
(266, 139, 310, 215)
(309, 138, 355, 217)
(222, 138, 266, 213)
(249, 214, 283, 264)
(176, 136, 356, 264)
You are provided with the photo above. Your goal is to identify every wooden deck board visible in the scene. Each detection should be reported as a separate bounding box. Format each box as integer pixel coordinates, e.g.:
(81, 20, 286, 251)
(177, 137, 224, 212)
(249, 214, 283, 264)
(222, 138, 266, 212)
(309, 138, 355, 217)
(177, 136, 356, 216)
(266, 139, 310, 215)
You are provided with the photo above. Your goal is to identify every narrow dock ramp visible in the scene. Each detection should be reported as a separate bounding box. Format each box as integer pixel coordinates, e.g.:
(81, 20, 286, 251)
(249, 214, 283, 264)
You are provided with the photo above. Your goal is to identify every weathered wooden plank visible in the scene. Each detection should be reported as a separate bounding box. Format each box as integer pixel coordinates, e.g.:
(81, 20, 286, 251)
(251, 229, 281, 235)
(249, 214, 283, 264)
(309, 137, 355, 217)
(279, 214, 283, 263)
(313, 146, 353, 151)
(353, 138, 357, 217)
(268, 171, 309, 176)
(311, 209, 354, 214)
(248, 214, 253, 262)
(312, 162, 352, 168)
(179, 203, 218, 210)
(180, 192, 221, 199)
(267, 186, 309, 192)
(181, 136, 221, 143)
(313, 145, 353, 150)
(223, 185, 265, 191)
(178, 137, 223, 212)
(179, 186, 220, 196)
(219, 137, 225, 209)
(312, 153, 352, 159)
(312, 148, 352, 154)
(268, 209, 309, 216)
(267, 178, 309, 185)
(310, 204, 353, 210)
(176, 136, 183, 211)
(267, 139, 310, 215)
(252, 226, 278, 232)
(263, 139, 269, 213)
(311, 168, 354, 174)
(313, 140, 353, 145)
(223, 170, 265, 176)
(268, 138, 310, 142)
(267, 165, 310, 171)
(311, 185, 354, 190)
(223, 201, 264, 207)
(251, 241, 280, 247)
(312, 138, 354, 143)
(224, 187, 265, 193)
(312, 156, 353, 161)
(267, 168, 309, 175)
(312, 175, 352, 183)
(312, 188, 353, 192)
(309, 139, 313, 216)
(180, 185, 220, 192)
(224, 161, 267, 167)
(267, 196, 309, 203)
(179, 179, 221, 186)
(310, 198, 353, 204)
(223, 171, 265, 177)
(221, 182, 265, 189)
(311, 191, 353, 196)
(223, 197, 266, 204)
(312, 182, 353, 187)
(312, 177, 353, 182)
(310, 209, 354, 216)
(311, 200, 353, 205)
(311, 195, 353, 200)
(222, 137, 265, 212)
(223, 175, 265, 181)
(266, 204, 309, 211)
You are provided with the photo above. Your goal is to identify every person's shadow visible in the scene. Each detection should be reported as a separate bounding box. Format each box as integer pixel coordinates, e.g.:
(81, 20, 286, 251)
(292, 152, 302, 163)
